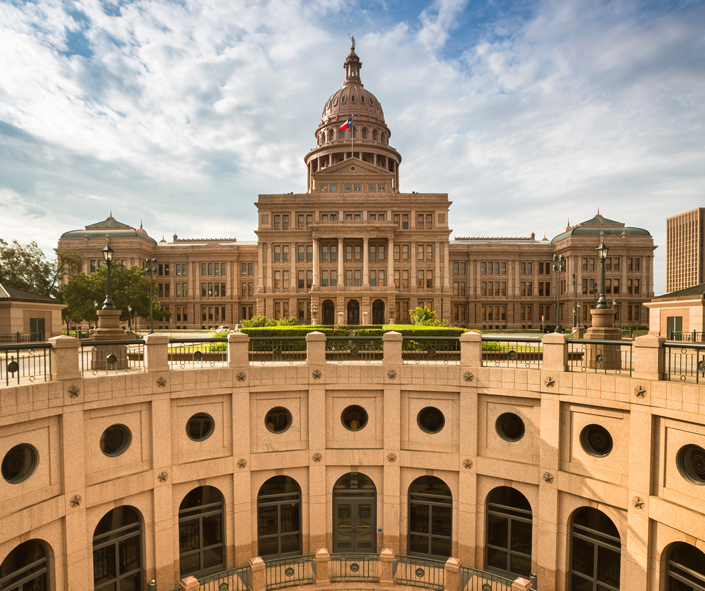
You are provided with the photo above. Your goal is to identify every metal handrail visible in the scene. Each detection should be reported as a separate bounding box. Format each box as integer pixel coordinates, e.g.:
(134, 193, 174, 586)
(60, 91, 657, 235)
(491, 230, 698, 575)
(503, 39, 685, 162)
(0, 342, 52, 351)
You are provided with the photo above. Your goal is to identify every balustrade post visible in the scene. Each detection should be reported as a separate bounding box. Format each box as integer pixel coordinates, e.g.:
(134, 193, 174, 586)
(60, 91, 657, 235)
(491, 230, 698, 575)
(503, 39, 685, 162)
(443, 557, 460, 591)
(383, 331, 403, 364)
(632, 334, 666, 381)
(49, 335, 80, 381)
(306, 331, 327, 365)
(460, 331, 481, 367)
(228, 332, 250, 367)
(144, 333, 169, 372)
(249, 556, 266, 591)
(380, 548, 395, 588)
(511, 577, 532, 591)
(315, 548, 330, 586)
(179, 576, 200, 590)
(542, 333, 568, 372)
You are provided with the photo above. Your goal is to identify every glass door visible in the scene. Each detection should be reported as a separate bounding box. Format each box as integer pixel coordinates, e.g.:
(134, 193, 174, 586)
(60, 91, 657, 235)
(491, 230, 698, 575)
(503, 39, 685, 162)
(334, 500, 376, 553)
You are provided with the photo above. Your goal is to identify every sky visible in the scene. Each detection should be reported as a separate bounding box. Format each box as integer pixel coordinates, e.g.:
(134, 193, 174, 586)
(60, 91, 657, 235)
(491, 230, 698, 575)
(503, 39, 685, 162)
(1, 0, 704, 295)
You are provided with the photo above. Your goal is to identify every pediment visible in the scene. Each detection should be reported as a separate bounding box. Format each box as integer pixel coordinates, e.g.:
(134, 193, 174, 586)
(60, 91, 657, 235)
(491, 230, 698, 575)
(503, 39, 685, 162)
(313, 157, 391, 179)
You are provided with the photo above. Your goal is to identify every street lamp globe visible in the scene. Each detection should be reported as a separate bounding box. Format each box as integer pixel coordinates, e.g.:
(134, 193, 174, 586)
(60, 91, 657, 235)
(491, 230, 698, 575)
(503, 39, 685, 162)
(102, 244, 114, 263)
(597, 240, 609, 261)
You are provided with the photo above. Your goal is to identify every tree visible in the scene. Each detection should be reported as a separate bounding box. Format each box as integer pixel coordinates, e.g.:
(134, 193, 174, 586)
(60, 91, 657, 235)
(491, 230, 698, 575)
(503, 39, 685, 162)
(60, 265, 171, 329)
(409, 306, 444, 326)
(0, 239, 83, 297)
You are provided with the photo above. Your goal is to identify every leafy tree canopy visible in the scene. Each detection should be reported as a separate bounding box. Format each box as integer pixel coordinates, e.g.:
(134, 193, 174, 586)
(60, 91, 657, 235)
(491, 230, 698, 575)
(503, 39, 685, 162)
(409, 306, 446, 326)
(0, 239, 83, 297)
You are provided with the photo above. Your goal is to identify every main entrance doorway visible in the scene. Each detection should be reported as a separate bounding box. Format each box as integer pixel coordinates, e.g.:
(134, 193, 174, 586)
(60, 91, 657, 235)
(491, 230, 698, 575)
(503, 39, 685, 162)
(322, 300, 335, 325)
(372, 300, 385, 325)
(333, 473, 376, 553)
(347, 300, 360, 325)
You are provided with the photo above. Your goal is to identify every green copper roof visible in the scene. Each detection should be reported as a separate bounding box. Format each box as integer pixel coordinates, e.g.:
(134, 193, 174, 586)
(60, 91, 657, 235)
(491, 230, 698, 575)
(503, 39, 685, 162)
(86, 215, 132, 230)
(60, 215, 157, 245)
(551, 214, 650, 243)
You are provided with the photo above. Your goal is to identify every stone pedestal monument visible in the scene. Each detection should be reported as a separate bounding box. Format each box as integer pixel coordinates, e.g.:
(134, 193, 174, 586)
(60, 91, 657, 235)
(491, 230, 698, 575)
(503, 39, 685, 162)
(89, 309, 130, 371)
(585, 308, 622, 370)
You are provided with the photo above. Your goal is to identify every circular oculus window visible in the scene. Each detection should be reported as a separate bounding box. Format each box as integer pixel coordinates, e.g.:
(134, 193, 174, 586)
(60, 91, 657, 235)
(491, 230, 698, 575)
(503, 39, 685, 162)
(417, 407, 445, 434)
(186, 413, 215, 442)
(265, 407, 293, 433)
(496, 413, 525, 442)
(2, 443, 38, 484)
(354, 185, 361, 192)
(341, 405, 368, 431)
(677, 444, 705, 485)
(579, 424, 613, 457)
(100, 424, 132, 457)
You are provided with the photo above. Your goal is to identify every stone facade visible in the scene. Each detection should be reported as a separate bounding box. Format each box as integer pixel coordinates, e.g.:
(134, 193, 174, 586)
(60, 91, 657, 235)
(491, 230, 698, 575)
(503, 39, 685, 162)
(57, 47, 656, 330)
(0, 334, 704, 590)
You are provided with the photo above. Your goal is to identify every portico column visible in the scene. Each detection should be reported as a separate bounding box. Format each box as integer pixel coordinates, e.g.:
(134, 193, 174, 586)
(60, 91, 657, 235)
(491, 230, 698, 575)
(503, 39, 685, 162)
(312, 237, 320, 287)
(257, 242, 264, 293)
(266, 243, 273, 291)
(444, 242, 451, 290)
(337, 236, 344, 291)
(363, 236, 370, 287)
(410, 242, 417, 292)
(434, 242, 441, 292)
(388, 237, 395, 288)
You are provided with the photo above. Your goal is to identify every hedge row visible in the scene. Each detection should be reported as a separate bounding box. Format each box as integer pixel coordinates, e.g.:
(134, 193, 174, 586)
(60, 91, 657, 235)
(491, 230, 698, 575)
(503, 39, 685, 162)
(240, 325, 465, 338)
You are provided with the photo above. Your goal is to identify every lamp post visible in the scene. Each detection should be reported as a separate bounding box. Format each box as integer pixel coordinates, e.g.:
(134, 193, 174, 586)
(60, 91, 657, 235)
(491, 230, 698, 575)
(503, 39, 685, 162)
(389, 305, 396, 325)
(101, 244, 115, 310)
(128, 305, 133, 331)
(93, 300, 99, 330)
(310, 304, 318, 325)
(572, 272, 577, 328)
(612, 299, 617, 328)
(146, 258, 157, 334)
(596, 239, 609, 309)
(552, 254, 565, 332)
(577, 302, 581, 329)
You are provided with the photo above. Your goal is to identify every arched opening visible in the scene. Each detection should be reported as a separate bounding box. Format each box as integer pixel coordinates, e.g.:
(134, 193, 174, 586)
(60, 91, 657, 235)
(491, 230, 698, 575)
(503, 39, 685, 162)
(347, 300, 360, 325)
(362, 128, 367, 139)
(322, 300, 335, 326)
(333, 473, 377, 553)
(178, 486, 225, 578)
(373, 130, 377, 141)
(372, 300, 385, 325)
(569, 507, 621, 591)
(485, 487, 532, 578)
(0, 540, 49, 590)
(93, 506, 143, 590)
(408, 476, 452, 559)
(666, 542, 705, 590)
(258, 476, 302, 559)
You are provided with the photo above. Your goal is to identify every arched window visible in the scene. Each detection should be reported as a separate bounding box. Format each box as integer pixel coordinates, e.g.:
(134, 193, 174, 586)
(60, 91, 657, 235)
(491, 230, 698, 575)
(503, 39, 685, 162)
(258, 476, 302, 558)
(362, 128, 367, 139)
(179, 486, 225, 578)
(408, 476, 452, 559)
(330, 129, 335, 141)
(333, 473, 376, 552)
(372, 130, 377, 141)
(0, 540, 49, 590)
(381, 133, 386, 145)
(569, 507, 621, 591)
(93, 506, 143, 590)
(667, 543, 705, 590)
(486, 487, 532, 578)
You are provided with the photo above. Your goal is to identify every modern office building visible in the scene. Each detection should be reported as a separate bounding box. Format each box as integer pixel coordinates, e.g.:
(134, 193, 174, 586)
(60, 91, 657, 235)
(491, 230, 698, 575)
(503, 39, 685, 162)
(666, 208, 705, 293)
(58, 47, 656, 329)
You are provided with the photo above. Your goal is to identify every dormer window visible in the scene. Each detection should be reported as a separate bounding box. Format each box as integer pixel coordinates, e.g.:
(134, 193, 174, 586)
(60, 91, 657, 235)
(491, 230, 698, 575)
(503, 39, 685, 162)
(351, 95, 356, 102)
(361, 96, 365, 103)
(342, 96, 346, 104)
(333, 97, 338, 106)
(370, 99, 374, 106)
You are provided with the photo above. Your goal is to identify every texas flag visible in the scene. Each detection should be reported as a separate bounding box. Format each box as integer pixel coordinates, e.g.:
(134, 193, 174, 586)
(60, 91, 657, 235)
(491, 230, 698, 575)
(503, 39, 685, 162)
(339, 117, 352, 130)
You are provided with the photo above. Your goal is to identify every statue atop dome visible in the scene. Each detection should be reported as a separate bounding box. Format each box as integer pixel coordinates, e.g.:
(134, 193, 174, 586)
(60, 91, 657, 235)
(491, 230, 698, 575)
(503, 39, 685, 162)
(349, 34, 355, 50)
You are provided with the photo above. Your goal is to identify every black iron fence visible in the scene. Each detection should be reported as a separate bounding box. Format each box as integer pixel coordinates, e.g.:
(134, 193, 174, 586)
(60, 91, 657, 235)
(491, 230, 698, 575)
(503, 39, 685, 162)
(665, 342, 705, 383)
(459, 566, 514, 591)
(326, 336, 384, 364)
(402, 337, 460, 365)
(199, 564, 251, 591)
(668, 330, 705, 343)
(80, 340, 146, 376)
(0, 332, 44, 344)
(169, 338, 228, 369)
(329, 553, 380, 582)
(393, 555, 445, 591)
(567, 339, 632, 376)
(482, 337, 542, 370)
(264, 555, 316, 590)
(249, 337, 307, 365)
(0, 343, 52, 386)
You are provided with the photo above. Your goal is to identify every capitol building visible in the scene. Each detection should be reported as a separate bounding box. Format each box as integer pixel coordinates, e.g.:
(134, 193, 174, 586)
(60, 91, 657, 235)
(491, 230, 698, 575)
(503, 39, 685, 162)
(1, 45, 704, 591)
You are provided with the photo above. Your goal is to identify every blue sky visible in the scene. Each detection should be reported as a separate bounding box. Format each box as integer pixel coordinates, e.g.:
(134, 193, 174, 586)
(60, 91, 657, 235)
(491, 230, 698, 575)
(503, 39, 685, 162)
(1, 0, 704, 294)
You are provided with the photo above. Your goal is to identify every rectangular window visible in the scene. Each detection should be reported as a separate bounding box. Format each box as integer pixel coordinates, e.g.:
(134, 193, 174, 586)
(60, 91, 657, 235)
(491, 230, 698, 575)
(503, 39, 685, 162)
(417, 214, 424, 229)
(426, 245, 433, 261)
(322, 270, 328, 287)
(613, 278, 620, 294)
(354, 245, 361, 260)
(331, 245, 337, 260)
(394, 214, 400, 227)
(282, 245, 289, 261)
(394, 270, 400, 289)
(241, 282, 247, 296)
(634, 279, 640, 294)
(402, 214, 409, 229)
(274, 271, 281, 289)
(605, 258, 611, 271)
(354, 213, 361, 221)
(274, 302, 281, 320)
(454, 282, 459, 296)
(402, 245, 409, 261)
(453, 262, 459, 275)
(281, 271, 288, 289)
(158, 283, 164, 297)
(426, 270, 433, 289)
(202, 263, 207, 276)
(208, 263, 213, 275)
(488, 262, 493, 275)
(306, 245, 313, 261)
(176, 264, 181, 276)
(298, 245, 305, 261)
(379, 245, 385, 260)
(214, 263, 219, 276)
(635, 258, 640, 271)
(482, 262, 487, 274)
(418, 244, 424, 261)
(208, 283, 213, 297)
(176, 283, 182, 297)
(495, 262, 500, 274)
(370, 245, 376, 261)
(417, 270, 424, 288)
(370, 270, 376, 287)
(274, 215, 281, 230)
(378, 271, 385, 286)
(201, 283, 207, 297)
(298, 214, 304, 230)
(460, 282, 466, 296)
(330, 270, 337, 287)
(589, 258, 595, 271)
(307, 270, 313, 289)
(346, 270, 353, 286)
(242, 263, 247, 275)
(402, 270, 409, 289)
(582, 279, 588, 294)
(214, 283, 219, 297)
(482, 281, 487, 296)
(248, 282, 254, 297)
(394, 245, 400, 260)
(354, 270, 361, 286)
(501, 281, 506, 296)
(488, 281, 493, 297)
(322, 245, 328, 261)
(613, 257, 620, 271)
(307, 214, 313, 227)
(274, 246, 281, 261)
(248, 263, 254, 275)
(298, 271, 305, 289)
(426, 214, 433, 228)
(221, 263, 226, 276)
(501, 262, 506, 275)
(158, 264, 163, 276)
